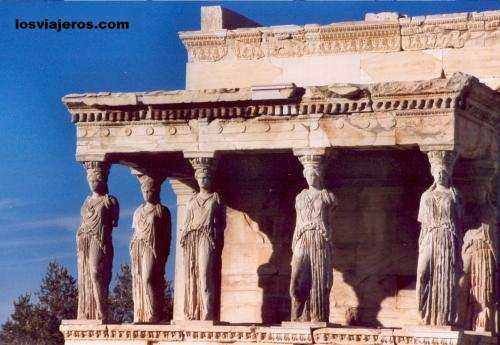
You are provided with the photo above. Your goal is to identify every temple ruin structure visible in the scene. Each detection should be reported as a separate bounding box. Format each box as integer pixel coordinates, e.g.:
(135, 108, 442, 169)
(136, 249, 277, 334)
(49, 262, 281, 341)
(60, 7, 499, 345)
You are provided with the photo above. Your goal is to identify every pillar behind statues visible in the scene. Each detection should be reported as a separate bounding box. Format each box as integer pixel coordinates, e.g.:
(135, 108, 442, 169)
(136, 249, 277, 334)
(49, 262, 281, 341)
(416, 150, 462, 326)
(290, 152, 337, 323)
(77, 161, 119, 322)
(130, 169, 171, 323)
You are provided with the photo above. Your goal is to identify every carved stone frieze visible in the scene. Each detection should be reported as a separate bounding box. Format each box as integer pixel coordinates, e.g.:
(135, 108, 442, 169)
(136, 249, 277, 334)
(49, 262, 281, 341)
(400, 11, 500, 50)
(60, 324, 497, 344)
(179, 10, 500, 62)
(60, 324, 183, 342)
(312, 22, 400, 54)
(180, 32, 228, 62)
(266, 29, 308, 58)
(230, 30, 265, 59)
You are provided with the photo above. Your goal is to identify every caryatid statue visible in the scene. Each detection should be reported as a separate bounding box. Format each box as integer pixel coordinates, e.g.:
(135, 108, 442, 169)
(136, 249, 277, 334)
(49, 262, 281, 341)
(461, 177, 497, 332)
(416, 150, 463, 326)
(130, 170, 171, 323)
(290, 154, 337, 322)
(180, 157, 224, 321)
(77, 161, 119, 321)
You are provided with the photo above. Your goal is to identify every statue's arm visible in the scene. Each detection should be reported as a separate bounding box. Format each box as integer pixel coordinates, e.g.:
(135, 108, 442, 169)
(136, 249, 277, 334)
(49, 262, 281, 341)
(179, 196, 194, 243)
(417, 191, 428, 226)
(76, 199, 87, 234)
(292, 193, 302, 249)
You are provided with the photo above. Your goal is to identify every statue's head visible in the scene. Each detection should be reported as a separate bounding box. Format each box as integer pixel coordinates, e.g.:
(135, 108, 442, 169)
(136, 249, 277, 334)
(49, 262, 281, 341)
(475, 180, 493, 204)
(427, 151, 457, 189)
(138, 174, 162, 204)
(190, 157, 214, 192)
(195, 168, 212, 191)
(84, 162, 109, 195)
(299, 155, 324, 189)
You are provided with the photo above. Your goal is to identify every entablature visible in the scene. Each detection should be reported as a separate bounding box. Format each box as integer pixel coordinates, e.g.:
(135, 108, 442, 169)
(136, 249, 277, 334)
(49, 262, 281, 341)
(62, 73, 499, 162)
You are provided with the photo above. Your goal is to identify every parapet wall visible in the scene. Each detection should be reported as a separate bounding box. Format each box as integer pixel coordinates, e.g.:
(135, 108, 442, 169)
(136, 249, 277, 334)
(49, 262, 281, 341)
(179, 8, 500, 91)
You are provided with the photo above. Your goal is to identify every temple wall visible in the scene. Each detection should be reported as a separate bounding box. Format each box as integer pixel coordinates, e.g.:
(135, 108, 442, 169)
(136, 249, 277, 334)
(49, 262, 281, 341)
(204, 150, 430, 327)
(186, 46, 500, 91)
(181, 9, 500, 91)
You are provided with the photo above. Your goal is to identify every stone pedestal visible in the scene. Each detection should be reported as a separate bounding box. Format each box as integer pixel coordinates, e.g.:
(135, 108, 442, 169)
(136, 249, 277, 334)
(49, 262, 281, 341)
(60, 323, 497, 345)
(281, 321, 331, 329)
(170, 320, 227, 327)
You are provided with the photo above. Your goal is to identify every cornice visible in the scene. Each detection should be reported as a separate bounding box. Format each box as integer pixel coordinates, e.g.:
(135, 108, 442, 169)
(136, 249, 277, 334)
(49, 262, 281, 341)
(178, 10, 500, 62)
(62, 73, 498, 128)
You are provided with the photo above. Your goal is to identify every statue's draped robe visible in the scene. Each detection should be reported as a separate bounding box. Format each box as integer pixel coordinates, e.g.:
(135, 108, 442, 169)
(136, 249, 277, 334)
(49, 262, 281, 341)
(290, 189, 336, 322)
(130, 204, 171, 323)
(181, 192, 221, 320)
(417, 187, 462, 326)
(77, 194, 119, 320)
(462, 203, 496, 332)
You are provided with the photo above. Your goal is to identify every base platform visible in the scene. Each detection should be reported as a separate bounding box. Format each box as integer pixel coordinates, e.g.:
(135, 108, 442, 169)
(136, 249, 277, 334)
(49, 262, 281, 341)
(60, 322, 496, 345)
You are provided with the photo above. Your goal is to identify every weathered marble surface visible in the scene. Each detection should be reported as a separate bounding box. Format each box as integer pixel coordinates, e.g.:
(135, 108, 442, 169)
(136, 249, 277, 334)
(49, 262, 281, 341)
(77, 162, 119, 322)
(130, 171, 171, 323)
(290, 153, 336, 322)
(460, 176, 497, 333)
(179, 8, 500, 90)
(60, 322, 497, 345)
(165, 151, 432, 327)
(416, 151, 462, 326)
(181, 157, 224, 321)
(62, 6, 499, 344)
(62, 73, 498, 164)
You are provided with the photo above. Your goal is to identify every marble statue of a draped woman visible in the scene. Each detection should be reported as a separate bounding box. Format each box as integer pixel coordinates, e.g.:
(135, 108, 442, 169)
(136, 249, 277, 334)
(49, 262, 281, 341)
(290, 154, 337, 322)
(77, 162, 119, 321)
(461, 181, 497, 332)
(130, 173, 171, 323)
(417, 151, 462, 326)
(180, 158, 224, 321)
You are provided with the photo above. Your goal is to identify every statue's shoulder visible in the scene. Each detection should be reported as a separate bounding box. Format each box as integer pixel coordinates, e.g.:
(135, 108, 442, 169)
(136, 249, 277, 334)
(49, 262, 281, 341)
(82, 195, 91, 205)
(420, 188, 433, 201)
(296, 189, 307, 201)
(134, 203, 144, 213)
(186, 192, 197, 203)
(132, 204, 143, 219)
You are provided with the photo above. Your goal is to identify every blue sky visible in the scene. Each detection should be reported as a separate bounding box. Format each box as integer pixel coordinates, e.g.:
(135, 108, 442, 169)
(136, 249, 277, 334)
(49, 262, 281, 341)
(0, 1, 498, 324)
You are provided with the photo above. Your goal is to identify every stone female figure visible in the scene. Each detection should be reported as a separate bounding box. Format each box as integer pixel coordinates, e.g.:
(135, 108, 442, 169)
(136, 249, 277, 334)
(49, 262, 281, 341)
(416, 151, 462, 326)
(130, 173, 171, 323)
(77, 161, 119, 321)
(290, 154, 337, 322)
(180, 158, 223, 320)
(461, 181, 496, 332)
